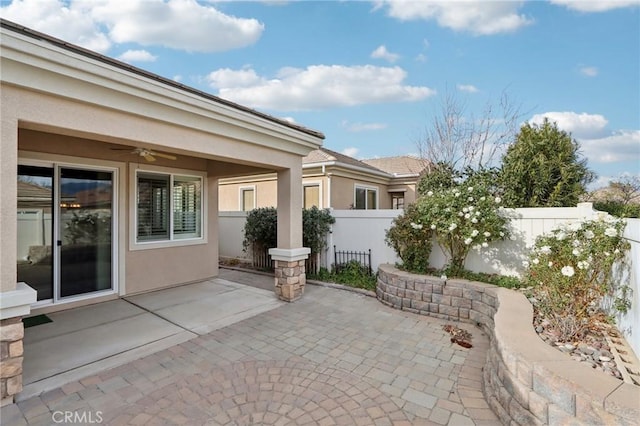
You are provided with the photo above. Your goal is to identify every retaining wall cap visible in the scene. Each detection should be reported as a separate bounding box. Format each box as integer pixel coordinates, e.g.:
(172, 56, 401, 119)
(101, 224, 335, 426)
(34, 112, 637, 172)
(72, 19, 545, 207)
(605, 384, 640, 420)
(536, 360, 622, 403)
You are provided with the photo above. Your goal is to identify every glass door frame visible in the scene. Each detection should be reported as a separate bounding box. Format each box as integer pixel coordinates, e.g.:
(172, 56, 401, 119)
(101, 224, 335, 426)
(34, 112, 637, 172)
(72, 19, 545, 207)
(18, 157, 120, 307)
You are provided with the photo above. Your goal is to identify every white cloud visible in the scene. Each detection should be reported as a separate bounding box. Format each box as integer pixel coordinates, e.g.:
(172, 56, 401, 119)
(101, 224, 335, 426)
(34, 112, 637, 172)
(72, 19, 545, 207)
(377, 0, 533, 35)
(1, 0, 264, 53)
(0, 0, 111, 52)
(371, 45, 400, 63)
(208, 65, 435, 111)
(457, 84, 478, 93)
(415, 53, 427, 62)
(342, 147, 359, 157)
(579, 66, 598, 77)
(90, 0, 263, 52)
(341, 121, 388, 132)
(579, 130, 640, 164)
(550, 0, 639, 12)
(529, 111, 608, 138)
(117, 49, 157, 63)
(173, 75, 183, 82)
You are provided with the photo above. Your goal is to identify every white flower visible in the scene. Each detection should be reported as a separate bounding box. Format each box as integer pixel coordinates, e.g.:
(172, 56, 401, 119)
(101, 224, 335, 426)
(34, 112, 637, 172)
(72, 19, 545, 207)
(464, 213, 471, 219)
(605, 227, 617, 237)
(464, 238, 473, 245)
(556, 231, 566, 241)
(468, 206, 475, 212)
(468, 186, 473, 192)
(548, 261, 553, 267)
(449, 223, 457, 231)
(473, 244, 482, 250)
(584, 230, 594, 239)
(569, 222, 582, 231)
(427, 191, 434, 196)
(480, 196, 486, 201)
(532, 258, 539, 264)
(463, 207, 469, 213)
(440, 275, 447, 281)
(604, 251, 610, 257)
(499, 231, 505, 237)
(572, 248, 581, 256)
(471, 230, 479, 237)
(614, 249, 620, 254)
(454, 191, 461, 197)
(561, 266, 575, 277)
(430, 224, 436, 230)
(482, 242, 488, 248)
(410, 222, 423, 230)
(577, 261, 589, 270)
(471, 218, 478, 224)
(572, 239, 581, 247)
(522, 260, 530, 268)
(494, 197, 502, 204)
(484, 231, 491, 237)
(540, 246, 552, 255)
(468, 196, 474, 202)
(458, 211, 464, 217)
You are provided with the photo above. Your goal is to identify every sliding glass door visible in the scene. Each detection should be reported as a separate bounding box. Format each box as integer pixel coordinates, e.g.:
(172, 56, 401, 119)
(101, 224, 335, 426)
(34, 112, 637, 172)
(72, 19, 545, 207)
(17, 164, 115, 302)
(59, 167, 113, 298)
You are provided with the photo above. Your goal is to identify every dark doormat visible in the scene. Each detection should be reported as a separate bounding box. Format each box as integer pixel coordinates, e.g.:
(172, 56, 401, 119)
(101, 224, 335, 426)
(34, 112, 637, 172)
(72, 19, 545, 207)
(23, 314, 52, 328)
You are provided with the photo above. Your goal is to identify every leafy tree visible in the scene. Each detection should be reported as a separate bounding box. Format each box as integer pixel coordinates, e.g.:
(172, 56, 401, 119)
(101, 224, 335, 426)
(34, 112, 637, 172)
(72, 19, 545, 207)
(500, 119, 595, 207)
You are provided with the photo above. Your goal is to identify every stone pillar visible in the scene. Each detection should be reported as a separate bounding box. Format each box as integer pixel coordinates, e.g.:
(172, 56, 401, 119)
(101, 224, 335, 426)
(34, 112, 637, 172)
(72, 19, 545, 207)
(269, 249, 310, 302)
(0, 283, 37, 406)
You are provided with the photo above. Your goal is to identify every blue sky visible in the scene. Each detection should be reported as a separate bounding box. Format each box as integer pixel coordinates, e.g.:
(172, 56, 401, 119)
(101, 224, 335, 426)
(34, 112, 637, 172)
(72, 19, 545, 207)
(2, 0, 638, 189)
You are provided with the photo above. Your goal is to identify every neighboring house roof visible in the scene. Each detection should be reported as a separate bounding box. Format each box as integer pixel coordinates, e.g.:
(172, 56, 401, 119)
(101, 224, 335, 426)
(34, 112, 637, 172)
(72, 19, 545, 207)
(0, 18, 324, 141)
(303, 148, 390, 176)
(361, 156, 431, 177)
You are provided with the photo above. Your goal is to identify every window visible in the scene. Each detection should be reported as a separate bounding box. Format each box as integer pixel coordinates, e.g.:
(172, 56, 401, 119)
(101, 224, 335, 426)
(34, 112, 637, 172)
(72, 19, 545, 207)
(354, 185, 377, 210)
(303, 184, 320, 209)
(391, 194, 405, 209)
(137, 172, 202, 242)
(241, 187, 255, 211)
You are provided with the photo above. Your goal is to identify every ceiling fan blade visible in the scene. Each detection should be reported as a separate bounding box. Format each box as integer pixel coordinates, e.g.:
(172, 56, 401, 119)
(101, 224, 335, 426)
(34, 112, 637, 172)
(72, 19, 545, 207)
(152, 152, 177, 160)
(143, 153, 156, 162)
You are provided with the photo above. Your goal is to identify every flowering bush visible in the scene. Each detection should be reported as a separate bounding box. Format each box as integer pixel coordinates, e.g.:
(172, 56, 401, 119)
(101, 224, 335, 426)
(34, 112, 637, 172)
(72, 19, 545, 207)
(525, 215, 630, 341)
(414, 175, 510, 276)
(385, 203, 433, 273)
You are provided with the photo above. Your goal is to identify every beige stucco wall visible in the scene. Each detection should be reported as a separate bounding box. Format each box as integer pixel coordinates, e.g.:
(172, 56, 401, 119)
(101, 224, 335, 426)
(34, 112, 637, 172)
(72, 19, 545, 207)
(3, 79, 314, 308)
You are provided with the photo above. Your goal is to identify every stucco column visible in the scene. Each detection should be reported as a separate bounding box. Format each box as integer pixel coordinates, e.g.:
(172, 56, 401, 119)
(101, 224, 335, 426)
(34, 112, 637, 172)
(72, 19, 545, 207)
(0, 116, 37, 405)
(269, 166, 310, 302)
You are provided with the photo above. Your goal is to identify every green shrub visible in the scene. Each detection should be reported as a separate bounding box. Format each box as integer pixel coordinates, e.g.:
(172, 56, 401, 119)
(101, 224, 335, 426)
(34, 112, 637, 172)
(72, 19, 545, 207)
(309, 261, 377, 291)
(242, 206, 335, 259)
(385, 203, 433, 273)
(593, 201, 640, 218)
(524, 216, 630, 341)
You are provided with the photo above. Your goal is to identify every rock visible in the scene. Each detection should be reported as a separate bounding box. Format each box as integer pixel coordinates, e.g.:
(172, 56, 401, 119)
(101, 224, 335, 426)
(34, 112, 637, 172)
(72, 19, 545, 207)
(600, 349, 613, 358)
(599, 356, 612, 362)
(564, 344, 575, 351)
(535, 326, 544, 333)
(578, 344, 594, 355)
(559, 346, 573, 353)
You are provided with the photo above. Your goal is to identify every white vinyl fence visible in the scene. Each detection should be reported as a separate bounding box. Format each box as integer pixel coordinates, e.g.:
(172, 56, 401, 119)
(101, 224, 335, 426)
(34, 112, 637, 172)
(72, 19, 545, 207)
(219, 204, 639, 356)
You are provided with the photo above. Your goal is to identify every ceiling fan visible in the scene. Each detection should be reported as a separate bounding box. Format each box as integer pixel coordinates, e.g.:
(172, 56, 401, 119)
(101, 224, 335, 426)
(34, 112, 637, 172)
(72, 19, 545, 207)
(112, 147, 177, 162)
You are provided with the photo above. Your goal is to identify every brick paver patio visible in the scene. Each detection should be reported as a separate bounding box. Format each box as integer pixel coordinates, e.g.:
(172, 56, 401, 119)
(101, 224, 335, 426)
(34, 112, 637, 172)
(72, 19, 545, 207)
(2, 271, 499, 425)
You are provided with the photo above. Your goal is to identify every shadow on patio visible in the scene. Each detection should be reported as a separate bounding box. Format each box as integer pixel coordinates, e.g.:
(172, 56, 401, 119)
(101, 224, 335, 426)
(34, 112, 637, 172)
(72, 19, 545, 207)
(20, 273, 281, 401)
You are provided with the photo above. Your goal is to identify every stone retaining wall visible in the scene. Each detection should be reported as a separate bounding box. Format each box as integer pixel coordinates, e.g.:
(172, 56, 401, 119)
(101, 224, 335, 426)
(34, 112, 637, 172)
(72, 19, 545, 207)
(377, 264, 639, 425)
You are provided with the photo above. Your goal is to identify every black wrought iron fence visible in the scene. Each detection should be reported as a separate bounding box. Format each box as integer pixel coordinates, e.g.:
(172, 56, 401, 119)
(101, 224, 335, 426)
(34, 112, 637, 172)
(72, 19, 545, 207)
(334, 246, 372, 275)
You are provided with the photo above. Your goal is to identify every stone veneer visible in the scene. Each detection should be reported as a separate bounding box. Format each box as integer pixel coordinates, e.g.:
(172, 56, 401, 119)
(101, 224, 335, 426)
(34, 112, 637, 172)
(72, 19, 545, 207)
(273, 259, 306, 302)
(0, 317, 25, 406)
(377, 264, 639, 425)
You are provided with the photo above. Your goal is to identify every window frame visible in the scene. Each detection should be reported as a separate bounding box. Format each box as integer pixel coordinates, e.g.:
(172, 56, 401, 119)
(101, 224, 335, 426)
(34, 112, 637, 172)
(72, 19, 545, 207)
(239, 185, 256, 211)
(391, 193, 405, 210)
(354, 184, 378, 210)
(130, 165, 207, 250)
(303, 181, 322, 209)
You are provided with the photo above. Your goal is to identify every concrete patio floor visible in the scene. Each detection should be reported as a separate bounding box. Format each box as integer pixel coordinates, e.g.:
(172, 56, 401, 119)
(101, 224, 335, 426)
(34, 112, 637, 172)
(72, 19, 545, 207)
(4, 269, 499, 425)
